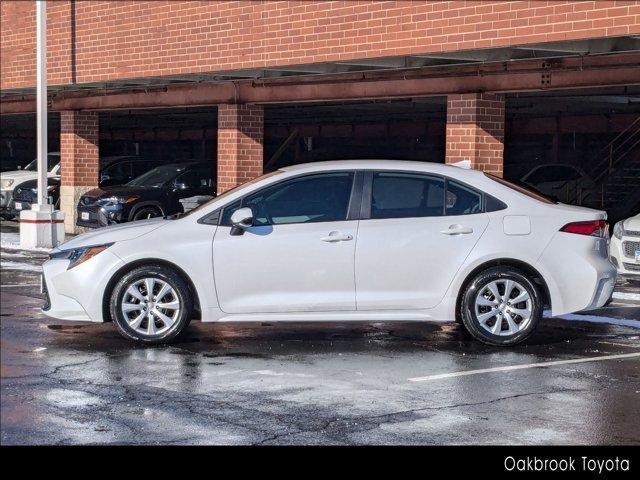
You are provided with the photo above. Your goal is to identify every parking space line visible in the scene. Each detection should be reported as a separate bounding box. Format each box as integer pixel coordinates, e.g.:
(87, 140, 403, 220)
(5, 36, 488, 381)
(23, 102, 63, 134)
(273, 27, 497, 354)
(408, 352, 640, 382)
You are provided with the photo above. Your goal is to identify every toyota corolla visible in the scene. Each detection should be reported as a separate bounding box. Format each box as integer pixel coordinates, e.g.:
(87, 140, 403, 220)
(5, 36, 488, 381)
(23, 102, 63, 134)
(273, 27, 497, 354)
(41, 160, 617, 346)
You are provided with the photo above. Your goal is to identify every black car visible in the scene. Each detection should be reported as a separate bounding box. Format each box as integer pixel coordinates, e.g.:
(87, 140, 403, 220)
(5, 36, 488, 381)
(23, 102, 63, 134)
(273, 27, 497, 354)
(77, 162, 215, 228)
(10, 176, 61, 216)
(8, 156, 166, 217)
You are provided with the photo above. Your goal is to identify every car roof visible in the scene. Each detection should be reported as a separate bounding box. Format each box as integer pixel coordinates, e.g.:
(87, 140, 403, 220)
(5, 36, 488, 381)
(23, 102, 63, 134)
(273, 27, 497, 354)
(279, 159, 485, 181)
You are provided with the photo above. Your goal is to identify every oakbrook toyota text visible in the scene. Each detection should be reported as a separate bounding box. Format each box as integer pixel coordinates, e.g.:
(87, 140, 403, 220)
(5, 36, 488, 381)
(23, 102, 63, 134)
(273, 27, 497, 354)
(504, 456, 631, 474)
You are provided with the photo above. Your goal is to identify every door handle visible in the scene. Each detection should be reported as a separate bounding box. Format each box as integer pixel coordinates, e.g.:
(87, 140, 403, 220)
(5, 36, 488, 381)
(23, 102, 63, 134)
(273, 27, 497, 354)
(321, 231, 353, 242)
(440, 224, 473, 235)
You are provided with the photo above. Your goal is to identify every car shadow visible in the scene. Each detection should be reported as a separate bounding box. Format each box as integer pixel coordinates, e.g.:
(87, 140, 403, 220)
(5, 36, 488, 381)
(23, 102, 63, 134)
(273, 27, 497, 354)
(40, 317, 625, 359)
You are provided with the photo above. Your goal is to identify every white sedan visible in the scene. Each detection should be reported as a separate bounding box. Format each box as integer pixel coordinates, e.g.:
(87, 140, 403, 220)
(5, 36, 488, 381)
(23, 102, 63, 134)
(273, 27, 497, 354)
(42, 160, 617, 346)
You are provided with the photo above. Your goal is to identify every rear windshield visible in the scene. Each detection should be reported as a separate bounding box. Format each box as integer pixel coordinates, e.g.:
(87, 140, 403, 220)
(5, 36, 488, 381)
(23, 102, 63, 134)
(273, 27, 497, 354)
(484, 173, 557, 204)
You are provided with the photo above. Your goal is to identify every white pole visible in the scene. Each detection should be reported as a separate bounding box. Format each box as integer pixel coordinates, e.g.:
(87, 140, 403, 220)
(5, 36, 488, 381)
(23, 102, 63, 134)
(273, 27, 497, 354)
(36, 0, 48, 208)
(20, 0, 62, 250)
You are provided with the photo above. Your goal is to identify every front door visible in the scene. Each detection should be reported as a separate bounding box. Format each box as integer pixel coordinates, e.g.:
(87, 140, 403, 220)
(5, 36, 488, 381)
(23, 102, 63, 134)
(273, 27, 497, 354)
(213, 171, 358, 314)
(355, 172, 489, 310)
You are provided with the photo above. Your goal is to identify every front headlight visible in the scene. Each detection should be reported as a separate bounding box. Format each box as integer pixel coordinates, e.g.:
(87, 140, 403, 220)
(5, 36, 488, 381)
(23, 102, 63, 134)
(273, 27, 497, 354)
(100, 195, 139, 206)
(613, 221, 625, 240)
(49, 243, 113, 270)
(1, 179, 14, 189)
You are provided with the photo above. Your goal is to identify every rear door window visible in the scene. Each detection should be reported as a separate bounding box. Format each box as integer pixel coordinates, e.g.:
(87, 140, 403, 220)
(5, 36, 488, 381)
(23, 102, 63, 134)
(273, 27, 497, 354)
(446, 180, 483, 215)
(370, 172, 445, 219)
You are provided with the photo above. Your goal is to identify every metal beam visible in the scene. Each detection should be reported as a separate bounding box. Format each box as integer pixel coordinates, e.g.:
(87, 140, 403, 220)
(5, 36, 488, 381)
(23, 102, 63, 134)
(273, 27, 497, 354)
(3, 53, 638, 113)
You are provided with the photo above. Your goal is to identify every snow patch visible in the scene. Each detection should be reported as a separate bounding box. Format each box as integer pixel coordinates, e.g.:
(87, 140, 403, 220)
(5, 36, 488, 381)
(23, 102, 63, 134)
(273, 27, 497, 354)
(613, 291, 640, 301)
(0, 231, 52, 253)
(0, 260, 43, 273)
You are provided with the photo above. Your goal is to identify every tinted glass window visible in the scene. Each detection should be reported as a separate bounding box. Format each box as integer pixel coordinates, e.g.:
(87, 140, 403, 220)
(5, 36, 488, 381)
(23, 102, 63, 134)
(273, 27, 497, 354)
(101, 162, 132, 183)
(446, 180, 483, 215)
(128, 164, 191, 187)
(485, 173, 556, 204)
(132, 161, 160, 178)
(176, 168, 212, 189)
(220, 200, 242, 226)
(371, 172, 444, 219)
(24, 155, 59, 172)
(237, 172, 354, 226)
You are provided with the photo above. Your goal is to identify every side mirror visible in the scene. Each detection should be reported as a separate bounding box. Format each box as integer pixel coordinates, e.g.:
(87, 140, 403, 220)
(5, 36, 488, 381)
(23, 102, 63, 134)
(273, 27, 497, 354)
(230, 207, 253, 235)
(174, 182, 188, 190)
(17, 165, 22, 170)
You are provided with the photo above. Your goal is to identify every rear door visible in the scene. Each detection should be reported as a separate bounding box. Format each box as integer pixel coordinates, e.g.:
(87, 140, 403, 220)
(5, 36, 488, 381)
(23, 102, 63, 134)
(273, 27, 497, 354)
(355, 171, 489, 310)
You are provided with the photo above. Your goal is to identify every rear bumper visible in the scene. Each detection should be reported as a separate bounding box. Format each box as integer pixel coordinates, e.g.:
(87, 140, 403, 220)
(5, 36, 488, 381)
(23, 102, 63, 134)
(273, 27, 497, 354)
(538, 232, 617, 315)
(579, 274, 616, 312)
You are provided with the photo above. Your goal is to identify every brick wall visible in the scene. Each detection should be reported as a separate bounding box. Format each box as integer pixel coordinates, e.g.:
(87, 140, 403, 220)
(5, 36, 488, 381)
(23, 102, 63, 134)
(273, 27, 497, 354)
(445, 93, 505, 176)
(2, 1, 639, 90)
(60, 110, 99, 187)
(217, 104, 264, 194)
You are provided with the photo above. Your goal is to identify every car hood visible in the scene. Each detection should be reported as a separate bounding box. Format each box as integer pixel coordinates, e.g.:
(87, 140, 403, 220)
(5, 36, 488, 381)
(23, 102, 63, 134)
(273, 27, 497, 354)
(52, 217, 168, 253)
(624, 213, 640, 232)
(1, 170, 57, 188)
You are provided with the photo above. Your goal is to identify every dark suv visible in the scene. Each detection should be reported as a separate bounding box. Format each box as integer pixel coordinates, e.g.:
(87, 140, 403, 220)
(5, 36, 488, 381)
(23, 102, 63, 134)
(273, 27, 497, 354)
(9, 156, 165, 217)
(77, 162, 215, 228)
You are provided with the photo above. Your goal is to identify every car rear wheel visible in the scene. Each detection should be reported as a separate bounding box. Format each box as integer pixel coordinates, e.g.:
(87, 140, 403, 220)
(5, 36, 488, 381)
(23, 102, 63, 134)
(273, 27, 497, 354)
(132, 207, 161, 221)
(110, 265, 192, 344)
(460, 266, 542, 346)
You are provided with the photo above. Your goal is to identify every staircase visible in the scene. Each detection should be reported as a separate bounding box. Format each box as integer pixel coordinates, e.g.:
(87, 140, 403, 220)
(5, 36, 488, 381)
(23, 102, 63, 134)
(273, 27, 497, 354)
(569, 116, 640, 223)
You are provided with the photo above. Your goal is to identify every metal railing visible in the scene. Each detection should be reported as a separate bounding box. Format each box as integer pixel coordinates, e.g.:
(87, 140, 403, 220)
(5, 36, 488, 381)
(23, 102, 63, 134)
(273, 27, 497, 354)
(567, 116, 640, 206)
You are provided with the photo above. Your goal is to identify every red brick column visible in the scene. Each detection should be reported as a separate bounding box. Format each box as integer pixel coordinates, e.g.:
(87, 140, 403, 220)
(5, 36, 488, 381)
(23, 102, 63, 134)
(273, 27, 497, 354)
(60, 110, 99, 232)
(217, 104, 263, 194)
(445, 93, 505, 177)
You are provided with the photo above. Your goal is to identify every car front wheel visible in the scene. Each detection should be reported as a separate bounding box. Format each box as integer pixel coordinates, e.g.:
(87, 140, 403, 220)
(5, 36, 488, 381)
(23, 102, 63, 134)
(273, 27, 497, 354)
(110, 265, 193, 344)
(132, 207, 161, 221)
(460, 266, 542, 346)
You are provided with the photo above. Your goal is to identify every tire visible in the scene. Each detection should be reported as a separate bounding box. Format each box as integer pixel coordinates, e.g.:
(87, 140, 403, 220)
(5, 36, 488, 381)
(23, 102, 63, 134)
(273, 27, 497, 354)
(109, 265, 193, 344)
(459, 266, 542, 346)
(132, 206, 161, 221)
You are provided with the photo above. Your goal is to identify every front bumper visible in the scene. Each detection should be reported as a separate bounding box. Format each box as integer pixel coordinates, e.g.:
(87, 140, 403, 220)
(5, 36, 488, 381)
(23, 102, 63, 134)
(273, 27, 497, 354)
(610, 235, 640, 277)
(9, 199, 32, 217)
(0, 189, 13, 211)
(77, 203, 123, 229)
(41, 248, 125, 322)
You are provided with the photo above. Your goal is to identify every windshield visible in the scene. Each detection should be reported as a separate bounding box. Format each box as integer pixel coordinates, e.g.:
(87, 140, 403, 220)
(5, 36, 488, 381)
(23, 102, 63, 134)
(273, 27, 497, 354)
(178, 170, 284, 218)
(24, 155, 59, 172)
(485, 173, 557, 204)
(127, 164, 191, 187)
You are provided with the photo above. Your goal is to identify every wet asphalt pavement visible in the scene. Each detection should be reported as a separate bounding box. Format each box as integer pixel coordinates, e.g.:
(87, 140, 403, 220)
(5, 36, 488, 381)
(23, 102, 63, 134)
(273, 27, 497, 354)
(1, 220, 639, 445)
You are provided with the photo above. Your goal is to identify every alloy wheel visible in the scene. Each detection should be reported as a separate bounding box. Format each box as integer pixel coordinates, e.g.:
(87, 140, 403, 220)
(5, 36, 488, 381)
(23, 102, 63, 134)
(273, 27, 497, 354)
(120, 277, 181, 336)
(474, 279, 533, 337)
